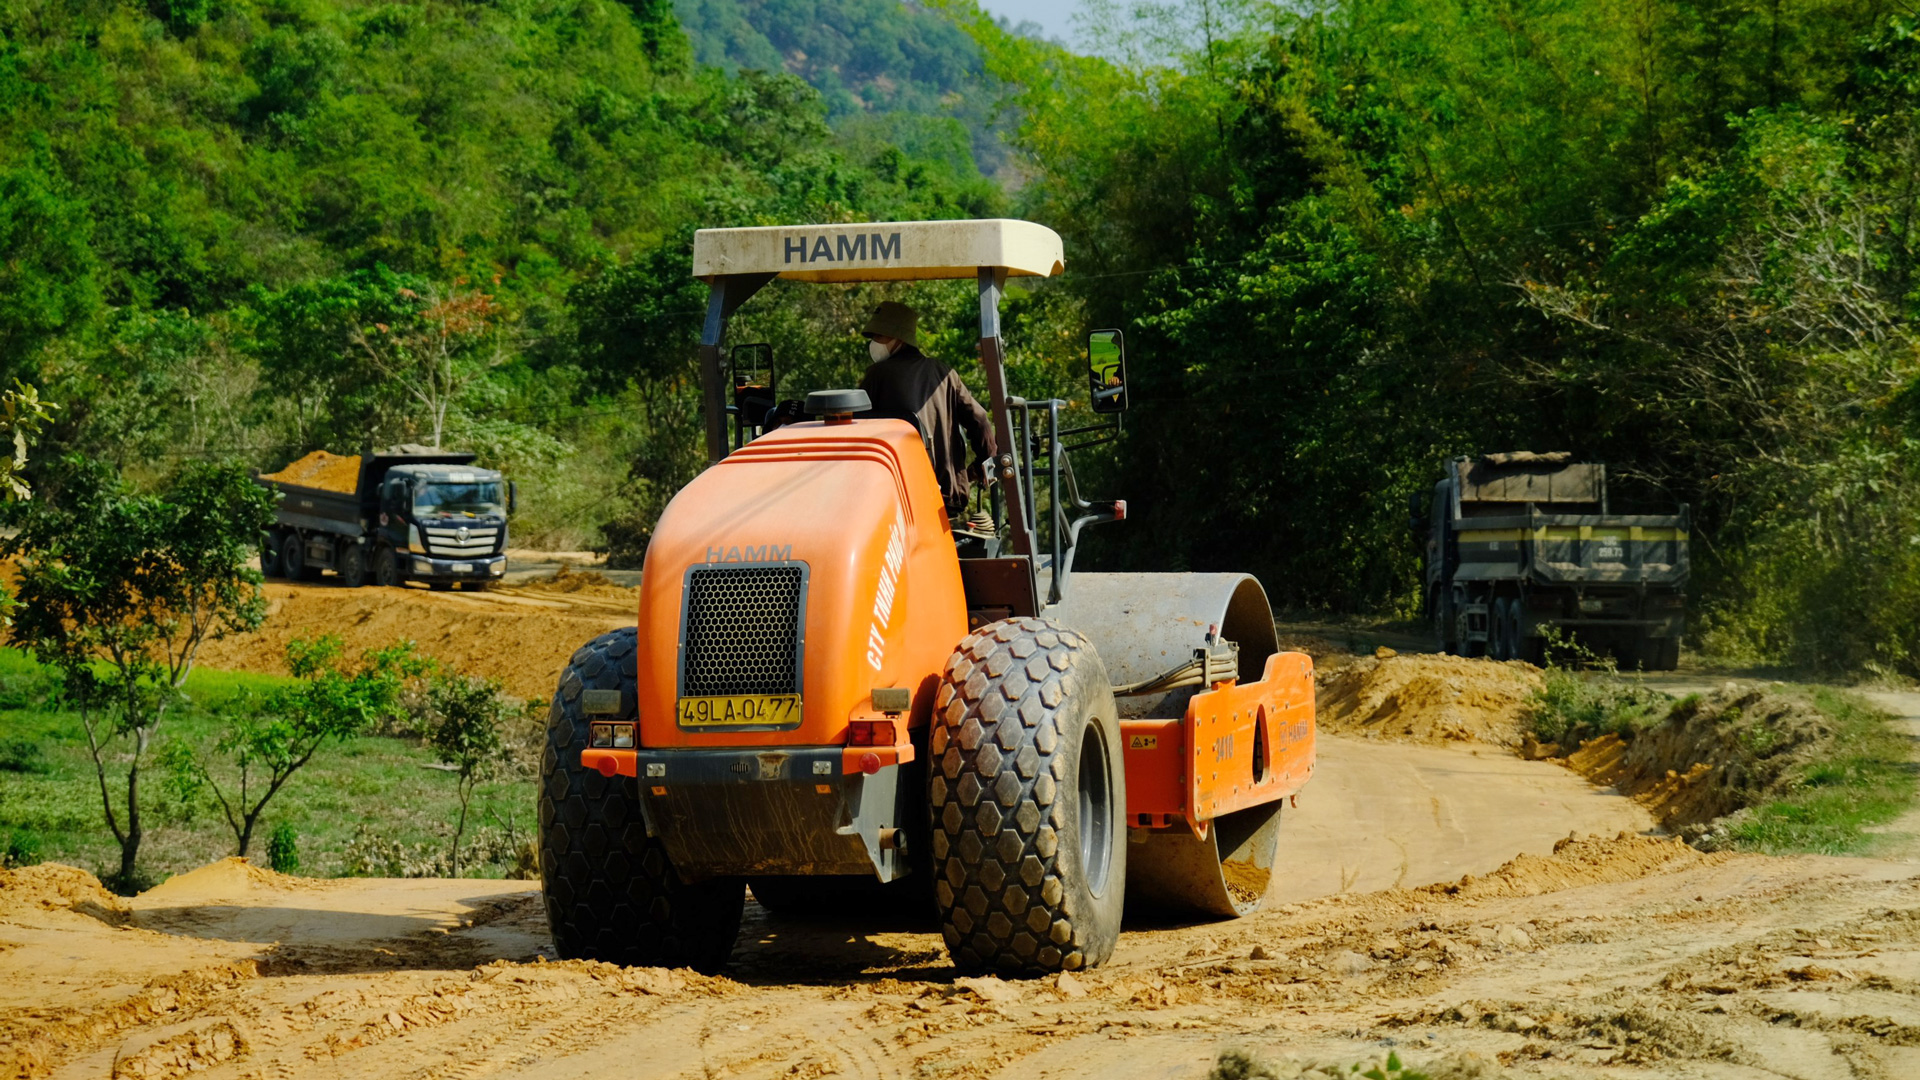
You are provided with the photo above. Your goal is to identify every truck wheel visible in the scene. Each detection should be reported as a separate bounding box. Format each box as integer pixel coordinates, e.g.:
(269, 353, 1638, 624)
(373, 548, 403, 589)
(260, 533, 281, 579)
(929, 617, 1125, 975)
(539, 626, 745, 971)
(1652, 636, 1680, 671)
(276, 533, 308, 582)
(337, 544, 367, 588)
(1430, 588, 1455, 654)
(1488, 599, 1509, 660)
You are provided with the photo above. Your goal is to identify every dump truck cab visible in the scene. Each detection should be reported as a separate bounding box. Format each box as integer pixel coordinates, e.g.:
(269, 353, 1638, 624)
(538, 219, 1316, 975)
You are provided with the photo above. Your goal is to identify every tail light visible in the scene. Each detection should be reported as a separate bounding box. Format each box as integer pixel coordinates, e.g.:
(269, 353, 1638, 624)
(590, 723, 635, 748)
(847, 720, 897, 746)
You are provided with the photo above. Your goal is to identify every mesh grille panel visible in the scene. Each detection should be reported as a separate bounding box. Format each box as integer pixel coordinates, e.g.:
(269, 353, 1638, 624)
(681, 566, 804, 697)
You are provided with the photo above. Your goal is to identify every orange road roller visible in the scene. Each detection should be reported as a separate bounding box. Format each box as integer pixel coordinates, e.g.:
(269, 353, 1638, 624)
(539, 218, 1315, 974)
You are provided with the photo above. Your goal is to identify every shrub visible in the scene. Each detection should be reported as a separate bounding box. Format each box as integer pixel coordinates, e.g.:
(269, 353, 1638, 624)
(0, 737, 48, 774)
(266, 822, 300, 874)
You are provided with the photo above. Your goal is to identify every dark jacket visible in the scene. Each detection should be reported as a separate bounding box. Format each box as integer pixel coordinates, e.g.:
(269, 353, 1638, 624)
(858, 345, 997, 513)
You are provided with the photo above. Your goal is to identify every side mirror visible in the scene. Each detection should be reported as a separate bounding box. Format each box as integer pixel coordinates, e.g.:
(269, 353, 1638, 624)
(508, 480, 518, 516)
(731, 343, 774, 391)
(1087, 329, 1128, 414)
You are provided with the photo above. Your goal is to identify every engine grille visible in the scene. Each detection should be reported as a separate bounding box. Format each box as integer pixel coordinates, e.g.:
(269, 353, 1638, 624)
(679, 565, 805, 697)
(424, 526, 499, 557)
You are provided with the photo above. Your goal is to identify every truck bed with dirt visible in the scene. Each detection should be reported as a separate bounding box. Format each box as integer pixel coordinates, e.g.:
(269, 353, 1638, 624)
(1421, 451, 1688, 668)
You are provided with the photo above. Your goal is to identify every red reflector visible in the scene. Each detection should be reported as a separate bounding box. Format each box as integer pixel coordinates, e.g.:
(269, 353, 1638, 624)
(860, 752, 881, 775)
(848, 720, 897, 746)
(1112, 500, 1127, 521)
(594, 755, 617, 778)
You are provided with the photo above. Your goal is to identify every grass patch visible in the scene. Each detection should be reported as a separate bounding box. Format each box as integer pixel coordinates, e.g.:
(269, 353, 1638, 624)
(1524, 668, 1670, 746)
(1717, 688, 1917, 855)
(0, 648, 539, 884)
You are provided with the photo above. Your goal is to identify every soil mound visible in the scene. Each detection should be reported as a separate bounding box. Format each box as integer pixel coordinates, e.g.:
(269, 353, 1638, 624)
(1565, 687, 1834, 836)
(0, 862, 129, 922)
(1317, 653, 1542, 747)
(260, 450, 362, 494)
(520, 565, 636, 600)
(1421, 832, 1718, 901)
(139, 857, 301, 903)
(196, 581, 633, 699)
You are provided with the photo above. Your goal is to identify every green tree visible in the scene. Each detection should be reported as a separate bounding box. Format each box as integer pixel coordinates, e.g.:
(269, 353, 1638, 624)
(4, 460, 274, 888)
(426, 674, 513, 877)
(162, 636, 427, 856)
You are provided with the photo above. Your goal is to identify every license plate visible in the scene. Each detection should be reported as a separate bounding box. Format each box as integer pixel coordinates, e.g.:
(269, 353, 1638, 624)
(452, 563, 472, 573)
(677, 694, 801, 728)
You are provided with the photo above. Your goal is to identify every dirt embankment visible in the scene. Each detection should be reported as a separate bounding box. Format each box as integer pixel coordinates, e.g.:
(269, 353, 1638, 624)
(196, 577, 637, 700)
(1564, 687, 1840, 836)
(1315, 649, 1543, 749)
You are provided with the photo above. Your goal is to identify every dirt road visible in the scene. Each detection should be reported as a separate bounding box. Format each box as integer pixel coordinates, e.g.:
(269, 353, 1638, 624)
(11, 824, 1920, 1078)
(15, 602, 1920, 1077)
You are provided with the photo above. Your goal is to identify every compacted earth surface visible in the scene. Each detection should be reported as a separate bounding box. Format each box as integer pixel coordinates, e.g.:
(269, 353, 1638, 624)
(10, 626, 1920, 1079)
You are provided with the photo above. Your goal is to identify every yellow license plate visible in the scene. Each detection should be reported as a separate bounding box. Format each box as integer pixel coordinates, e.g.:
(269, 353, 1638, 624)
(676, 694, 801, 728)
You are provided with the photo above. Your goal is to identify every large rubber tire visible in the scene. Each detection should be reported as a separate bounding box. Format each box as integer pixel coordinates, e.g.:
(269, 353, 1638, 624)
(260, 533, 281, 579)
(929, 617, 1125, 975)
(276, 532, 311, 581)
(337, 544, 367, 588)
(373, 548, 403, 589)
(538, 626, 745, 971)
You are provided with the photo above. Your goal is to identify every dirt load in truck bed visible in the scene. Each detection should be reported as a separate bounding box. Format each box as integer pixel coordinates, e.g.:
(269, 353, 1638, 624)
(258, 450, 363, 493)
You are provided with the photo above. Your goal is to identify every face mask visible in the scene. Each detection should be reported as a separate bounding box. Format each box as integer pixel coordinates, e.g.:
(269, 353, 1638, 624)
(868, 339, 893, 362)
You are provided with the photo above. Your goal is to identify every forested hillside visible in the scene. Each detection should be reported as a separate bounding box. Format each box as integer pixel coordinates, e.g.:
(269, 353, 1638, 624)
(4, 0, 1920, 675)
(0, 0, 1005, 551)
(958, 0, 1920, 673)
(671, 0, 1032, 178)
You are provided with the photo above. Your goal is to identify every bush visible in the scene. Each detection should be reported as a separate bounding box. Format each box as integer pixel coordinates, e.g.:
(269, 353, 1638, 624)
(1524, 631, 1670, 745)
(2, 830, 42, 868)
(0, 737, 49, 774)
(266, 822, 300, 874)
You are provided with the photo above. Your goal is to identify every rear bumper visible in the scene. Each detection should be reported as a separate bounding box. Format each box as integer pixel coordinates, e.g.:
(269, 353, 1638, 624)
(409, 553, 506, 581)
(583, 746, 916, 881)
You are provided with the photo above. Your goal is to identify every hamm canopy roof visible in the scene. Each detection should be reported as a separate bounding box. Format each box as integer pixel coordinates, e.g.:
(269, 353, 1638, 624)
(692, 219, 1066, 284)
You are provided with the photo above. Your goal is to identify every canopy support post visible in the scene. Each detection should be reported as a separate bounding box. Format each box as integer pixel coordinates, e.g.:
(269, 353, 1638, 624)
(978, 267, 1034, 566)
(697, 273, 775, 466)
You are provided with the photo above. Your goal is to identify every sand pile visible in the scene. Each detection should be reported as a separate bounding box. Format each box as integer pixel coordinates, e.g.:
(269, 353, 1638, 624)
(1421, 832, 1720, 901)
(0, 862, 129, 923)
(1316, 650, 1543, 748)
(521, 565, 637, 601)
(1565, 687, 1837, 837)
(139, 857, 300, 903)
(260, 450, 363, 493)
